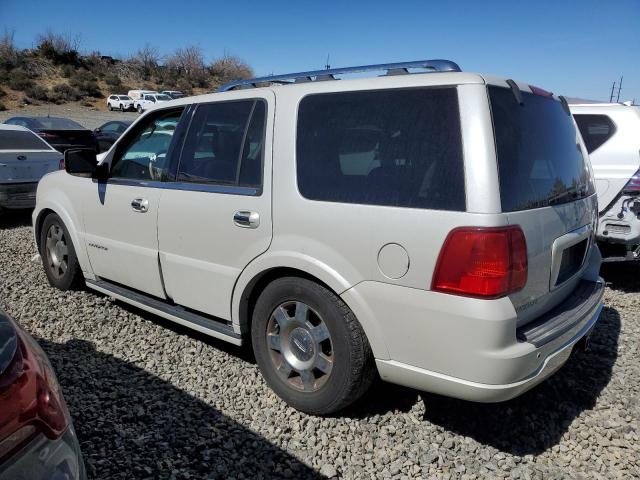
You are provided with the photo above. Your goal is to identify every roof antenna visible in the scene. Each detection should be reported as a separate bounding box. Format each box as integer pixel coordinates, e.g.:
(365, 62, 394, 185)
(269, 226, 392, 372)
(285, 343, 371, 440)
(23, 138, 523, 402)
(324, 54, 330, 70)
(616, 76, 623, 103)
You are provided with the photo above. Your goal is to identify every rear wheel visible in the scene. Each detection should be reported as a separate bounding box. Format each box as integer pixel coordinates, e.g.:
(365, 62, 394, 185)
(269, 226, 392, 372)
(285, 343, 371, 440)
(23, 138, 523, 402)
(40, 214, 83, 290)
(137, 105, 143, 114)
(107, 103, 113, 111)
(120, 104, 125, 111)
(251, 277, 376, 414)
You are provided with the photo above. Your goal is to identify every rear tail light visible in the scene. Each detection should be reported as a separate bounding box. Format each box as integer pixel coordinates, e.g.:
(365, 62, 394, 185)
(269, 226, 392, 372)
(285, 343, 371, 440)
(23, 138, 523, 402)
(58, 158, 65, 170)
(0, 318, 69, 461)
(432, 226, 528, 298)
(622, 169, 640, 194)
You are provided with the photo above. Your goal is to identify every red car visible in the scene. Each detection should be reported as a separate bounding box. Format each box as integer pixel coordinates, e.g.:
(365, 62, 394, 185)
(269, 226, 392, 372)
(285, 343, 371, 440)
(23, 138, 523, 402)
(0, 311, 85, 480)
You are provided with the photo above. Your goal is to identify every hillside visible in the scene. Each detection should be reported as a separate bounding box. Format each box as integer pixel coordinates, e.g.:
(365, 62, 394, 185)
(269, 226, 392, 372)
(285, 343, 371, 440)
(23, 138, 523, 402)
(0, 31, 253, 112)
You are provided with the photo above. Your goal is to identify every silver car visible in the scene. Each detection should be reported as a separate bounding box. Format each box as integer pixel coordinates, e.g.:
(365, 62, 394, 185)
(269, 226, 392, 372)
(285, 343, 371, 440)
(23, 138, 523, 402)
(0, 125, 62, 213)
(33, 60, 604, 414)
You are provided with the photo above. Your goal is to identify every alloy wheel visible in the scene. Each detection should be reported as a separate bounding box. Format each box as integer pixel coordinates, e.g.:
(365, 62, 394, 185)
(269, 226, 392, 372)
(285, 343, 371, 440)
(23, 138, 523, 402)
(266, 301, 334, 392)
(45, 224, 68, 279)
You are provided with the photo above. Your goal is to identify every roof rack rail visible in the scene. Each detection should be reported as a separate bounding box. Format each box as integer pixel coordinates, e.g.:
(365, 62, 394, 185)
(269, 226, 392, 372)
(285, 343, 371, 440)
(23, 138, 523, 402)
(216, 59, 461, 92)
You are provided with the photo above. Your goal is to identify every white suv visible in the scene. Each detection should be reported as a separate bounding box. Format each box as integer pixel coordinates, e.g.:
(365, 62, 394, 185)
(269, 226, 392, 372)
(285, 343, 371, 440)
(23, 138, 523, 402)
(33, 60, 604, 414)
(107, 95, 134, 111)
(570, 102, 640, 262)
(134, 93, 172, 114)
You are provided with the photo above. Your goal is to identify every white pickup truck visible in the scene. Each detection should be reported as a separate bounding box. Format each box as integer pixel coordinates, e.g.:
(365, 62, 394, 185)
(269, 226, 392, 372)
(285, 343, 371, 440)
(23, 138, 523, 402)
(134, 93, 172, 114)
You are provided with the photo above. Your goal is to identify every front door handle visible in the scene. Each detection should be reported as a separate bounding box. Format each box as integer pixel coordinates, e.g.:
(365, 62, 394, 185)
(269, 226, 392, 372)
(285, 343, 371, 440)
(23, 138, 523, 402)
(131, 198, 149, 213)
(233, 211, 260, 228)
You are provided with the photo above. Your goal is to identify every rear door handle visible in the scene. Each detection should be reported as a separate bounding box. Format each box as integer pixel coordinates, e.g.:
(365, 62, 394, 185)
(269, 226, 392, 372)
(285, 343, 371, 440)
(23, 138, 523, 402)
(131, 198, 149, 213)
(233, 211, 260, 228)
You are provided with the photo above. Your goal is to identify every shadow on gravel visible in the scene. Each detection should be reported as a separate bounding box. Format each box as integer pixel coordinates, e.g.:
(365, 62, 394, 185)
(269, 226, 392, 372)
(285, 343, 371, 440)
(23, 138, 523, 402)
(0, 209, 32, 229)
(418, 306, 620, 456)
(38, 337, 323, 480)
(600, 262, 640, 293)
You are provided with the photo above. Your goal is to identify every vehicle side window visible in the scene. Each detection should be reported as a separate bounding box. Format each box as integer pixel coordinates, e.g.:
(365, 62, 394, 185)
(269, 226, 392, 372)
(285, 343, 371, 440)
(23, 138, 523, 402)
(177, 99, 265, 189)
(573, 114, 616, 153)
(110, 109, 183, 181)
(101, 122, 119, 132)
(296, 88, 465, 211)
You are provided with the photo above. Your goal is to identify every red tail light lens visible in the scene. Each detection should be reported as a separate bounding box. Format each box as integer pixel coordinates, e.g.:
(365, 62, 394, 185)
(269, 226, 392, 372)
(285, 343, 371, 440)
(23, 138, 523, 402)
(38, 132, 58, 140)
(0, 318, 69, 461)
(529, 85, 553, 97)
(623, 169, 640, 193)
(432, 226, 528, 298)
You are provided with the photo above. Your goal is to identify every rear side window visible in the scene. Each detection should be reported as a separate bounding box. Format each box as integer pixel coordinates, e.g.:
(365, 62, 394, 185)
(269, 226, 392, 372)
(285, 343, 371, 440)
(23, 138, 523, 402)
(296, 88, 465, 211)
(573, 114, 616, 153)
(0, 130, 51, 150)
(178, 99, 266, 189)
(489, 86, 594, 212)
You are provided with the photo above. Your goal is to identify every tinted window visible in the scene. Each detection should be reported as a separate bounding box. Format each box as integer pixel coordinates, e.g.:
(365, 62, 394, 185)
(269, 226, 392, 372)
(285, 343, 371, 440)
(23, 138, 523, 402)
(489, 86, 594, 212)
(0, 129, 51, 150)
(296, 88, 465, 210)
(178, 100, 265, 188)
(111, 109, 183, 181)
(573, 114, 616, 153)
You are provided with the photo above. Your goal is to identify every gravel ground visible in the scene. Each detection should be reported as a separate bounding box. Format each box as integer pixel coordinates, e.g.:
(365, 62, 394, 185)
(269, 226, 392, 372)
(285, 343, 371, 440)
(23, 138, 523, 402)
(0, 103, 138, 130)
(0, 210, 638, 479)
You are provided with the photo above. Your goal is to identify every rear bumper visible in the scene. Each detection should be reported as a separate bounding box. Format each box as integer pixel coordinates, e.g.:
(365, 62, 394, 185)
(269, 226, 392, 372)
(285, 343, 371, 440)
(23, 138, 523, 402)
(343, 246, 604, 402)
(375, 283, 603, 402)
(0, 182, 38, 209)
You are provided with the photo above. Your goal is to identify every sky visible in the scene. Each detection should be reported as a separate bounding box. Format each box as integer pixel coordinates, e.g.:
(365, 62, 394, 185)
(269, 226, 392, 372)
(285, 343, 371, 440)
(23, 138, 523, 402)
(1, 0, 638, 102)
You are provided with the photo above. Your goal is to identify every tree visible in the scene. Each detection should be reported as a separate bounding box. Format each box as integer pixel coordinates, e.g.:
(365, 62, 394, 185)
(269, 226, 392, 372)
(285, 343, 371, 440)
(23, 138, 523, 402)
(165, 46, 207, 87)
(209, 55, 253, 85)
(135, 44, 160, 77)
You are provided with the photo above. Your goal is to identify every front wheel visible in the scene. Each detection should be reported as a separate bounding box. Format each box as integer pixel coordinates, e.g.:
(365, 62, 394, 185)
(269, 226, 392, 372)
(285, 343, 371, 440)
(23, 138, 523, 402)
(40, 213, 83, 290)
(251, 277, 376, 415)
(120, 104, 125, 111)
(107, 103, 113, 111)
(137, 105, 143, 114)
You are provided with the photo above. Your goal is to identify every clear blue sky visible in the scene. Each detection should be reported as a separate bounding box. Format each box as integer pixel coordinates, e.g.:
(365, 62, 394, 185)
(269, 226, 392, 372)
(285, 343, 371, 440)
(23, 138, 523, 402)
(1, 0, 638, 101)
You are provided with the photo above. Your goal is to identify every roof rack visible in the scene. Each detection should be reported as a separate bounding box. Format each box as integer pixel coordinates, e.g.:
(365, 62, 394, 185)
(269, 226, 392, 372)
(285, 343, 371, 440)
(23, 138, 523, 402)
(216, 59, 461, 92)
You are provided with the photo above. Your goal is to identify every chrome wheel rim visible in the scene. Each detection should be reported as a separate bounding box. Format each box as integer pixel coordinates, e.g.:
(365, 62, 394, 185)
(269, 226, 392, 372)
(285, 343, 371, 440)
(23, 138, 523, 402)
(45, 224, 68, 279)
(266, 301, 334, 392)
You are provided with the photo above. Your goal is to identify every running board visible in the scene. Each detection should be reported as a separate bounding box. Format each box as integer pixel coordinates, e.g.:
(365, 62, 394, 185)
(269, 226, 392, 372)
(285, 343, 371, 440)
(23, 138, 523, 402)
(85, 279, 243, 345)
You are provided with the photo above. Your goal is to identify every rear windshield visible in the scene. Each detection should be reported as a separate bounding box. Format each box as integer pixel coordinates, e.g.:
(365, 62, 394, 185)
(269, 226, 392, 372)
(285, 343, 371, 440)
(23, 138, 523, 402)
(297, 87, 465, 211)
(489, 86, 594, 212)
(119, 95, 131, 100)
(34, 117, 85, 130)
(0, 129, 51, 150)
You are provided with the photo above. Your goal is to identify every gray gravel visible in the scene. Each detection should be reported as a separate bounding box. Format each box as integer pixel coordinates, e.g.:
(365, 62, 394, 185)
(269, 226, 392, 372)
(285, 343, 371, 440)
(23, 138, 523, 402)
(0, 210, 638, 479)
(0, 103, 138, 130)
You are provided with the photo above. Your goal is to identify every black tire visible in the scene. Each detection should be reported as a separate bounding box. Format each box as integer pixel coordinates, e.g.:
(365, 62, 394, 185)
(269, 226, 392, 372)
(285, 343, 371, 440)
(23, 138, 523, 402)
(137, 105, 143, 114)
(108, 103, 113, 111)
(251, 277, 376, 415)
(120, 104, 125, 112)
(39, 213, 83, 290)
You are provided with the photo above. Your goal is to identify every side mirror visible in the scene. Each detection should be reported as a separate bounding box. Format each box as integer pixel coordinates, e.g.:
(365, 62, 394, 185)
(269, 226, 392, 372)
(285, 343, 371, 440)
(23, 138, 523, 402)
(64, 148, 108, 180)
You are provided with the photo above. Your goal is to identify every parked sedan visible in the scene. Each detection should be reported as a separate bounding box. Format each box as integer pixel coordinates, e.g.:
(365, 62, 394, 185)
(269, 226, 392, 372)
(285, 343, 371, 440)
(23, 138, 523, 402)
(0, 311, 86, 480)
(3, 117, 97, 153)
(0, 125, 63, 212)
(93, 120, 132, 153)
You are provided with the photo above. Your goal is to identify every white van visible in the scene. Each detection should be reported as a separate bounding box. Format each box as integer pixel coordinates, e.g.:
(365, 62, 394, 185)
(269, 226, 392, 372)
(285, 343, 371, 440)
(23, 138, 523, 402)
(34, 60, 603, 414)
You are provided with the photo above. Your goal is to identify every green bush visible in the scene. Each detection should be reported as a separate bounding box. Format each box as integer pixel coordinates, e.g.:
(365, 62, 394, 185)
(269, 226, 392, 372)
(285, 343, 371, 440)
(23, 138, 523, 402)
(48, 83, 81, 103)
(69, 69, 102, 98)
(61, 64, 75, 78)
(104, 73, 122, 88)
(8, 69, 34, 91)
(25, 85, 49, 101)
